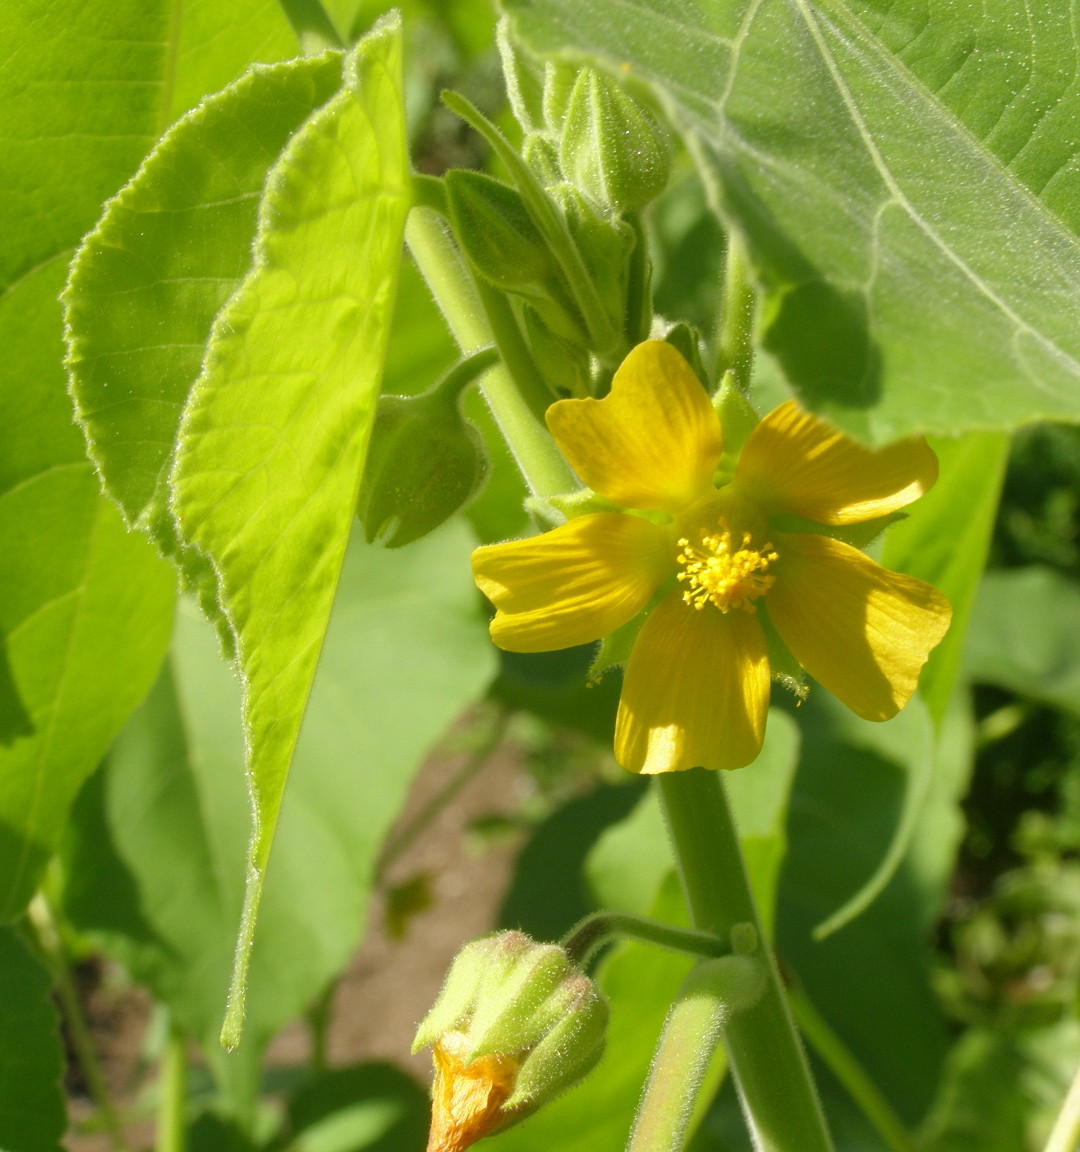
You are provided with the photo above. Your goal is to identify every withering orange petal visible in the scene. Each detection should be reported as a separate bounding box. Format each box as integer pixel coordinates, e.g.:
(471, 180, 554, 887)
(733, 400, 938, 525)
(427, 1032, 518, 1152)
(615, 592, 770, 774)
(472, 513, 672, 654)
(546, 341, 722, 513)
(766, 533, 952, 721)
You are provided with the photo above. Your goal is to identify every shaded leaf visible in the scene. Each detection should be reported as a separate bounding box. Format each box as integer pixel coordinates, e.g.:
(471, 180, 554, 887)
(964, 566, 1080, 716)
(0, 264, 175, 920)
(168, 17, 410, 1043)
(63, 523, 493, 1098)
(504, 0, 1080, 442)
(0, 927, 65, 1152)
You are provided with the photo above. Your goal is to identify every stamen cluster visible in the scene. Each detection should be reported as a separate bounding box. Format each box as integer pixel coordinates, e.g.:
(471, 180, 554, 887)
(676, 526, 778, 614)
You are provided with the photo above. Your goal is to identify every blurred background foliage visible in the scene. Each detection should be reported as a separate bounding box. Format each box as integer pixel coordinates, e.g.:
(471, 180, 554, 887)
(3, 0, 1080, 1151)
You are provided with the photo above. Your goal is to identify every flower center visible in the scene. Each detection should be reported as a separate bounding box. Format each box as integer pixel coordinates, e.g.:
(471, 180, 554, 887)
(676, 524, 778, 613)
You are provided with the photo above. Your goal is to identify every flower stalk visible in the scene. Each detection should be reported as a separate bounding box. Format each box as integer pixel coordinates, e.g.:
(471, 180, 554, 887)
(654, 769, 835, 1152)
(561, 911, 731, 969)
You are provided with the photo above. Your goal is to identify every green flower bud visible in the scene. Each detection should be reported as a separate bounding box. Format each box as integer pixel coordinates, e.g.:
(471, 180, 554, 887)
(415, 930, 609, 1152)
(542, 60, 578, 133)
(520, 305, 590, 397)
(559, 68, 671, 212)
(358, 352, 493, 548)
(554, 184, 635, 341)
(445, 169, 553, 293)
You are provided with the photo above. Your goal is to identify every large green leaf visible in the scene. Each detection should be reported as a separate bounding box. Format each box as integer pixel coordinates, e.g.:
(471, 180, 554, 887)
(0, 263, 175, 920)
(0, 927, 65, 1152)
(65, 52, 346, 533)
(63, 522, 493, 1102)
(504, 0, 1080, 442)
(0, 0, 298, 921)
(167, 17, 410, 1043)
(964, 566, 1080, 716)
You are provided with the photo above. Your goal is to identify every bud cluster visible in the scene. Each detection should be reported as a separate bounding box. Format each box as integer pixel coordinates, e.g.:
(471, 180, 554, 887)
(413, 930, 608, 1152)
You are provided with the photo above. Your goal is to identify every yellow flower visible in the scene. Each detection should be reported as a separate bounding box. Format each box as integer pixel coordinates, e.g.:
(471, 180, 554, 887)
(472, 341, 952, 774)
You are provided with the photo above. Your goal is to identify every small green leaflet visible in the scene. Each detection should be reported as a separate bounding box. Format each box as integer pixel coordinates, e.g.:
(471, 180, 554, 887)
(504, 0, 1080, 443)
(170, 16, 409, 1047)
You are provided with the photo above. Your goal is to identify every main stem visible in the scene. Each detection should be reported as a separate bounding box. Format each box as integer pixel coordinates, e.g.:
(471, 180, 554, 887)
(656, 770, 834, 1152)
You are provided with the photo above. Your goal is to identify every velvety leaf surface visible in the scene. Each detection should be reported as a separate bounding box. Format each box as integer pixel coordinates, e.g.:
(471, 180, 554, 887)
(504, 0, 1080, 442)
(964, 565, 1080, 716)
(168, 17, 410, 1040)
(0, 927, 65, 1152)
(65, 52, 345, 530)
(65, 523, 493, 1097)
(0, 263, 175, 919)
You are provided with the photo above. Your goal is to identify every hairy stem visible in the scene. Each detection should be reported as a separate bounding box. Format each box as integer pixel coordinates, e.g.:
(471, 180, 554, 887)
(562, 912, 729, 969)
(28, 895, 131, 1152)
(653, 770, 834, 1152)
(714, 237, 755, 392)
(627, 953, 764, 1152)
(156, 1023, 188, 1152)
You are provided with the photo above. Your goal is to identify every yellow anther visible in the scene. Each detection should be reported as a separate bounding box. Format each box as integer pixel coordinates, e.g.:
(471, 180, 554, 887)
(676, 524, 778, 613)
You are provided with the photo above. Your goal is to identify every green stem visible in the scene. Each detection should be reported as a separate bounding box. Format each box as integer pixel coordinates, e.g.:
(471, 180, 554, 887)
(655, 771, 834, 1152)
(28, 896, 131, 1152)
(275, 0, 344, 53)
(627, 955, 764, 1152)
(787, 983, 916, 1152)
(473, 280, 558, 422)
(405, 207, 576, 498)
(561, 912, 730, 969)
(1044, 1057, 1080, 1152)
(156, 1023, 187, 1152)
(715, 237, 755, 392)
(307, 983, 335, 1075)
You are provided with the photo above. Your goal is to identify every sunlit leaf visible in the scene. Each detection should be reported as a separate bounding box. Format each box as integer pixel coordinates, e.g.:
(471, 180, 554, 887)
(0, 927, 65, 1152)
(65, 52, 345, 534)
(504, 0, 1080, 442)
(167, 16, 410, 1043)
(964, 565, 1080, 717)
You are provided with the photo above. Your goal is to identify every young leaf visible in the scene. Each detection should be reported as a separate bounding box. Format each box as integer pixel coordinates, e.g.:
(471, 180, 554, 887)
(0, 928, 65, 1152)
(504, 0, 1080, 442)
(169, 16, 410, 1046)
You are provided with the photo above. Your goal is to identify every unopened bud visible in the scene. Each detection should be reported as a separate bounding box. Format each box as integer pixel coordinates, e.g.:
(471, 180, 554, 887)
(559, 68, 671, 212)
(445, 170, 553, 293)
(415, 931, 608, 1152)
(358, 352, 493, 547)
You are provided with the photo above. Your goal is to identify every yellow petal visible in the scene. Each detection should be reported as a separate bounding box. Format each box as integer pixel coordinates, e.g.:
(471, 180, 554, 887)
(733, 400, 938, 524)
(546, 341, 722, 513)
(615, 592, 770, 773)
(472, 513, 672, 654)
(427, 1032, 518, 1152)
(766, 533, 952, 721)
